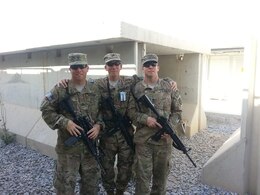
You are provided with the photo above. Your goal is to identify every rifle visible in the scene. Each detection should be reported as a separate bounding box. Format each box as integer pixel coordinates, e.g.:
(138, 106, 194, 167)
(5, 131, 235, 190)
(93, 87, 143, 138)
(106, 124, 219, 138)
(102, 96, 135, 151)
(138, 94, 197, 167)
(59, 94, 105, 174)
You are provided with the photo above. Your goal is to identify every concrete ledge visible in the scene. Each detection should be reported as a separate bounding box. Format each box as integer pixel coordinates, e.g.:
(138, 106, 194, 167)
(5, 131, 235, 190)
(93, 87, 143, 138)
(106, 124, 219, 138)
(201, 128, 245, 194)
(5, 103, 40, 145)
(27, 118, 57, 159)
(4, 103, 57, 159)
(2, 102, 207, 160)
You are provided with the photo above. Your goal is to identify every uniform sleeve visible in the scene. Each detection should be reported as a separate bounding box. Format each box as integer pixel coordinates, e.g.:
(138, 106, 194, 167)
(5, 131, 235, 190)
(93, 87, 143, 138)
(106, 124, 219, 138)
(126, 90, 137, 124)
(92, 81, 105, 131)
(94, 110, 105, 133)
(131, 74, 142, 85)
(40, 86, 69, 130)
(169, 89, 185, 135)
(127, 86, 149, 126)
(162, 77, 174, 84)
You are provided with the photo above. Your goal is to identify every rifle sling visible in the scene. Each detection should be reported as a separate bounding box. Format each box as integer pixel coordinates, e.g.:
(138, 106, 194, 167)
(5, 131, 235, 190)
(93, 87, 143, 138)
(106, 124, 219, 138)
(106, 76, 130, 125)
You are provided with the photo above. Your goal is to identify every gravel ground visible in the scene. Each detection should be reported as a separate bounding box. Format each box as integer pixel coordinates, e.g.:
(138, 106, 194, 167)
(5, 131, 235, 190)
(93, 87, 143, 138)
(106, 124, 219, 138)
(0, 112, 241, 195)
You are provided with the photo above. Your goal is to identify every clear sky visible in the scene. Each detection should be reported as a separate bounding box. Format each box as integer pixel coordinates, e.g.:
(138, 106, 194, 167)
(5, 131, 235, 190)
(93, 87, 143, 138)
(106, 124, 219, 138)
(0, 0, 258, 53)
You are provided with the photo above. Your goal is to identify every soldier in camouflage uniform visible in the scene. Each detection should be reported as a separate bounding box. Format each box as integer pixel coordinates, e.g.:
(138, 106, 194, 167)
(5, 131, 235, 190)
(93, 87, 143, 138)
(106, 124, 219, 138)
(40, 53, 104, 195)
(56, 53, 178, 194)
(128, 53, 183, 195)
(96, 53, 136, 195)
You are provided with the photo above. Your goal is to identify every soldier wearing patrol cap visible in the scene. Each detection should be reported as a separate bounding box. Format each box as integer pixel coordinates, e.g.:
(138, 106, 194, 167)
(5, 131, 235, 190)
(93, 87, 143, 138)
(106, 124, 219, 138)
(103, 52, 122, 63)
(56, 53, 179, 194)
(141, 53, 159, 64)
(128, 53, 184, 195)
(96, 53, 136, 195)
(40, 53, 104, 195)
(68, 52, 88, 65)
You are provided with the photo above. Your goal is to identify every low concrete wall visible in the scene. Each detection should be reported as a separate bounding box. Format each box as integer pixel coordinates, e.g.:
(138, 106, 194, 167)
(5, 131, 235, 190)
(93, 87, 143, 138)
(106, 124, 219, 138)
(2, 103, 57, 159)
(2, 101, 206, 159)
(201, 128, 245, 194)
(27, 118, 57, 159)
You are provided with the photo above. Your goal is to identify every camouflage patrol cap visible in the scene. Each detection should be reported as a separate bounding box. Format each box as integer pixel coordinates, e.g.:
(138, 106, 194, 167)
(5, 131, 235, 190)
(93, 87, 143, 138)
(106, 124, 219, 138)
(141, 53, 158, 65)
(104, 53, 121, 64)
(68, 53, 88, 66)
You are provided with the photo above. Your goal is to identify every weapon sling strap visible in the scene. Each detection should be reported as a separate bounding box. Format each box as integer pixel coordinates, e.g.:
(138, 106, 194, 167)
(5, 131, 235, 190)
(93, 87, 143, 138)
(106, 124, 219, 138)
(61, 83, 90, 120)
(106, 77, 130, 116)
(58, 84, 76, 119)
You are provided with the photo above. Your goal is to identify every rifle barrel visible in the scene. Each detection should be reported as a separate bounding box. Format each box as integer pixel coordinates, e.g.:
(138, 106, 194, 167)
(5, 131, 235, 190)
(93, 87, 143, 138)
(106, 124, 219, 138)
(185, 152, 197, 167)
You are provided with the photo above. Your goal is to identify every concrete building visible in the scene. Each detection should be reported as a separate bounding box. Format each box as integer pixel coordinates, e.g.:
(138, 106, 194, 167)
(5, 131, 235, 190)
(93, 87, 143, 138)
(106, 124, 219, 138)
(201, 38, 260, 195)
(0, 22, 209, 158)
(1, 22, 259, 194)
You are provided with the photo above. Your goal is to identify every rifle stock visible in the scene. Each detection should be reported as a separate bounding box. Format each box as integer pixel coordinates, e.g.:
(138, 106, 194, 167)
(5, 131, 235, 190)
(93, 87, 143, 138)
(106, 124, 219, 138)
(138, 94, 196, 167)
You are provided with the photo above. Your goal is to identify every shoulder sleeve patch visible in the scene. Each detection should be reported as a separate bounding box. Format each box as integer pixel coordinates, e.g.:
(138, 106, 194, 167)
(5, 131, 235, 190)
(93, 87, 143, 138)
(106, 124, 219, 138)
(88, 78, 95, 83)
(45, 92, 54, 101)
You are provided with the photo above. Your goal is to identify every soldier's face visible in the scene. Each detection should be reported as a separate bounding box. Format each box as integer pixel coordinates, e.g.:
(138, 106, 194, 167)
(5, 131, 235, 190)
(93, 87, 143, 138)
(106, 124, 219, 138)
(70, 65, 89, 81)
(143, 62, 159, 77)
(105, 61, 122, 76)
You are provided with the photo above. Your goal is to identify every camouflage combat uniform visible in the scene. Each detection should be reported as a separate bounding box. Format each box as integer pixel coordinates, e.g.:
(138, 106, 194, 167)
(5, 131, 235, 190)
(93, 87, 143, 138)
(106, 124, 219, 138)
(96, 76, 136, 195)
(40, 79, 103, 195)
(129, 79, 183, 195)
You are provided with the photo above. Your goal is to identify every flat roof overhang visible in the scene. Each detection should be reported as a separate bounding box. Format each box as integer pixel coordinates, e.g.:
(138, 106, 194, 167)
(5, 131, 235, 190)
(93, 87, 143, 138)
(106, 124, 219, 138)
(0, 22, 211, 56)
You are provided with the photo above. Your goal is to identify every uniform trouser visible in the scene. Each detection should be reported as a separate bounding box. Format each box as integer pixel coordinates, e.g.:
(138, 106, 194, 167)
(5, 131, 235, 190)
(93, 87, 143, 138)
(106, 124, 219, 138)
(100, 135, 134, 194)
(54, 151, 100, 195)
(134, 143, 172, 195)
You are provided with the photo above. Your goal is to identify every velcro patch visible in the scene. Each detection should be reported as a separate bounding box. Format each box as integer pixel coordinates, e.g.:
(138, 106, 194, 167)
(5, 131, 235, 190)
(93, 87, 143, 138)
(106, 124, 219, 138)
(45, 92, 54, 101)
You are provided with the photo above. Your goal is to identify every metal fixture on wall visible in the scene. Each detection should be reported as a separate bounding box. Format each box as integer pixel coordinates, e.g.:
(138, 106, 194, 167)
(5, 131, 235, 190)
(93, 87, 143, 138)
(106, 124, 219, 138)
(176, 54, 184, 61)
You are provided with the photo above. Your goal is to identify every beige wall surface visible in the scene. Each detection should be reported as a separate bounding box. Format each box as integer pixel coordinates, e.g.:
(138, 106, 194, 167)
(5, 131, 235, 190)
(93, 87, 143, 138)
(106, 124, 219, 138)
(159, 53, 207, 136)
(202, 40, 260, 195)
(0, 40, 208, 162)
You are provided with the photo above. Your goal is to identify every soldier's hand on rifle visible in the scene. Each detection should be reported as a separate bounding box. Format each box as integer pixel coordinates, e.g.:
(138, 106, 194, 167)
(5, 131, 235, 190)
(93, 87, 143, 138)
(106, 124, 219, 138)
(146, 116, 162, 128)
(66, 120, 83, 136)
(57, 79, 69, 88)
(161, 133, 171, 140)
(87, 124, 101, 139)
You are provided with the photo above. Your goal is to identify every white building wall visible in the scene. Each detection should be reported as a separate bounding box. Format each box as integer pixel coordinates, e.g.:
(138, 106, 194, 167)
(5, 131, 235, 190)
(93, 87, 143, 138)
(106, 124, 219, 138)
(202, 41, 260, 195)
(204, 52, 244, 115)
